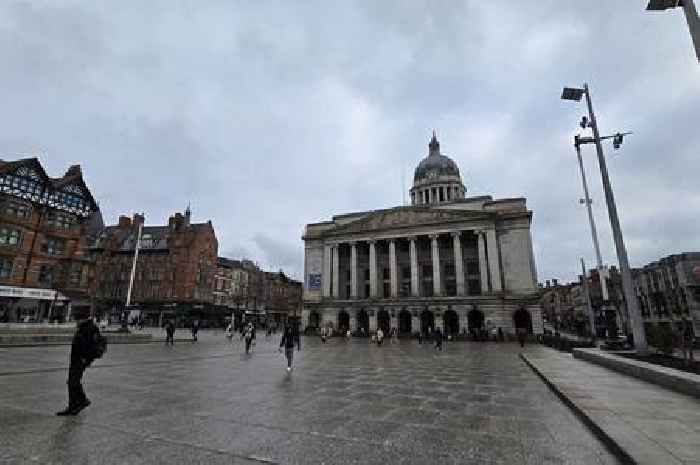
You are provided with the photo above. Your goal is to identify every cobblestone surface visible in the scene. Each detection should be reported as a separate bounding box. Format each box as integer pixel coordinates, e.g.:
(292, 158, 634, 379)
(0, 333, 620, 464)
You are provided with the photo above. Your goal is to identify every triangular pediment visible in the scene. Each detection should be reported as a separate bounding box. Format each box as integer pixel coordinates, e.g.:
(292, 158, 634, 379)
(330, 207, 492, 235)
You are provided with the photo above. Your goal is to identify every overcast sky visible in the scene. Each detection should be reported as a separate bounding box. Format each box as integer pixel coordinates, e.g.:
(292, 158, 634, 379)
(1, 1, 698, 283)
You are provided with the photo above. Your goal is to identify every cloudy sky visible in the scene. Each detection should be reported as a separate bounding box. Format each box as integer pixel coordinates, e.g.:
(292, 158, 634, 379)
(1, 1, 698, 282)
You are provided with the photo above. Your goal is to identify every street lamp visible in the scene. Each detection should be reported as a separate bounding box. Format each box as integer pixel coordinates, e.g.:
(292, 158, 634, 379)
(561, 83, 648, 353)
(646, 0, 700, 62)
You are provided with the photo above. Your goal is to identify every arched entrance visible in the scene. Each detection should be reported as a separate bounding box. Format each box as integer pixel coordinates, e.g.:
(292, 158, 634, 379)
(356, 309, 369, 335)
(338, 311, 350, 333)
(513, 307, 533, 333)
(420, 310, 434, 335)
(444, 310, 459, 337)
(467, 308, 485, 339)
(398, 309, 412, 335)
(309, 311, 320, 329)
(377, 309, 390, 333)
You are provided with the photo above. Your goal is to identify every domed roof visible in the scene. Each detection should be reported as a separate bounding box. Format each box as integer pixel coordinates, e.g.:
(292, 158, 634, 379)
(413, 132, 461, 183)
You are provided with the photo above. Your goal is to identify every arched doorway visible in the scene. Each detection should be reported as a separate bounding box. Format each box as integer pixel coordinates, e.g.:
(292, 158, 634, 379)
(309, 311, 320, 329)
(377, 309, 390, 333)
(467, 308, 484, 339)
(513, 307, 532, 333)
(338, 311, 350, 333)
(444, 310, 459, 337)
(398, 309, 412, 335)
(356, 309, 369, 335)
(420, 310, 434, 335)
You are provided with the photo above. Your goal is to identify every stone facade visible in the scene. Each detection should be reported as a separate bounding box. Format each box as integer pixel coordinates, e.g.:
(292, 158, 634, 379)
(302, 135, 541, 337)
(0, 158, 101, 323)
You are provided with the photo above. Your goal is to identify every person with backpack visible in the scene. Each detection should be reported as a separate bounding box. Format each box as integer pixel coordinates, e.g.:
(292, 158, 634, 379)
(279, 324, 301, 372)
(57, 309, 106, 416)
(434, 327, 443, 351)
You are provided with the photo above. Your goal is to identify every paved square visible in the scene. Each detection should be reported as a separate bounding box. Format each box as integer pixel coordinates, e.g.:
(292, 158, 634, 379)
(0, 334, 620, 464)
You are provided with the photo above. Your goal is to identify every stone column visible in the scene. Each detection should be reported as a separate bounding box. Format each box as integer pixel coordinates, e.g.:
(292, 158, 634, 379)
(389, 239, 398, 298)
(322, 244, 332, 297)
(369, 310, 377, 331)
(477, 231, 489, 294)
(369, 240, 378, 298)
(430, 234, 441, 296)
(350, 242, 358, 299)
(332, 244, 340, 298)
(409, 237, 419, 297)
(452, 232, 465, 296)
(486, 229, 502, 292)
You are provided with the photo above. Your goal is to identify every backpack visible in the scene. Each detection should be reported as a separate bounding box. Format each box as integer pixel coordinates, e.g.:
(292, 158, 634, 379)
(89, 325, 108, 361)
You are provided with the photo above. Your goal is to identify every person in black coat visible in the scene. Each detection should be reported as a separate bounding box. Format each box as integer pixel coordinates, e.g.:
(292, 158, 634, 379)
(279, 324, 301, 372)
(57, 310, 99, 416)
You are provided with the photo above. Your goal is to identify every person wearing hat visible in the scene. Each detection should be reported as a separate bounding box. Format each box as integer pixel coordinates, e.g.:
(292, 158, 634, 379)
(56, 308, 102, 416)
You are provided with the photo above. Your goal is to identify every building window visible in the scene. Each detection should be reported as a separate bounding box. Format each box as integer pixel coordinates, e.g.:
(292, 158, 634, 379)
(0, 227, 21, 246)
(42, 237, 65, 256)
(69, 264, 83, 286)
(4, 202, 31, 219)
(466, 261, 480, 275)
(468, 279, 481, 295)
(39, 265, 53, 286)
(0, 257, 13, 278)
(46, 211, 75, 230)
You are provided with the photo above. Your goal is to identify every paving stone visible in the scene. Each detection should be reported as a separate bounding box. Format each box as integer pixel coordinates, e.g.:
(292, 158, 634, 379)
(0, 337, 621, 464)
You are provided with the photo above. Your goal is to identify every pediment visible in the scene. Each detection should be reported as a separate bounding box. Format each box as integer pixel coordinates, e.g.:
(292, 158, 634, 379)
(330, 207, 492, 235)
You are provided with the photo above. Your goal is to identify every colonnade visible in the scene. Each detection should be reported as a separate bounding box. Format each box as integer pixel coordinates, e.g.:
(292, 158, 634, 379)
(321, 229, 503, 299)
(411, 184, 464, 206)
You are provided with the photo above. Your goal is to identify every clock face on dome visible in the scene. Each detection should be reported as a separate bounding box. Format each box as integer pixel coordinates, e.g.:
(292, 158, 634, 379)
(427, 170, 438, 178)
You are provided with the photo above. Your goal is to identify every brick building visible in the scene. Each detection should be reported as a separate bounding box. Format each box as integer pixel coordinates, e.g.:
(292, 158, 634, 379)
(0, 158, 101, 323)
(89, 208, 218, 327)
(262, 270, 302, 327)
(634, 252, 700, 338)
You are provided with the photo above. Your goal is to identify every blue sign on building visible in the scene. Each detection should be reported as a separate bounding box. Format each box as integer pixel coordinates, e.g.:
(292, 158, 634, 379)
(307, 273, 322, 290)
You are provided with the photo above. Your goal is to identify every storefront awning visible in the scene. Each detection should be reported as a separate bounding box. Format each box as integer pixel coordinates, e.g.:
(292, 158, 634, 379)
(0, 285, 69, 301)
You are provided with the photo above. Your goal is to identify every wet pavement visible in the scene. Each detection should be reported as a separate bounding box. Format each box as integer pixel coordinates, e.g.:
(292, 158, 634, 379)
(0, 333, 621, 464)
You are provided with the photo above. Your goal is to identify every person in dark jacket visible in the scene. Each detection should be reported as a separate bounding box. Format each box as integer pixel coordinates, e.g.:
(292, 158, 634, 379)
(57, 310, 98, 416)
(434, 327, 443, 351)
(279, 324, 301, 372)
(165, 320, 175, 346)
(191, 319, 199, 343)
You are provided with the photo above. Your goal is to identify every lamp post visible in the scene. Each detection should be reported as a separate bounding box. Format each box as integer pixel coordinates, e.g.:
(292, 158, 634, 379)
(561, 84, 648, 353)
(647, 0, 700, 62)
(574, 136, 604, 269)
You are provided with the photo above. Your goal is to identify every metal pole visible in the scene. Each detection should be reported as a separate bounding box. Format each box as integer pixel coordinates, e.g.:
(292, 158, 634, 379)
(682, 0, 700, 62)
(583, 83, 648, 353)
(575, 141, 604, 269)
(125, 223, 143, 308)
(581, 258, 596, 342)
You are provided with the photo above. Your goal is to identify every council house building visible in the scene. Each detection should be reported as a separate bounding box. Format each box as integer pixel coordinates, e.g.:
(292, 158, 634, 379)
(301, 133, 542, 338)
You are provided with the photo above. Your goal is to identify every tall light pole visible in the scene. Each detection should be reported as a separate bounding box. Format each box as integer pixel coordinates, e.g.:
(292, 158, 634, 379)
(574, 136, 604, 269)
(647, 0, 700, 63)
(581, 258, 597, 341)
(561, 84, 648, 353)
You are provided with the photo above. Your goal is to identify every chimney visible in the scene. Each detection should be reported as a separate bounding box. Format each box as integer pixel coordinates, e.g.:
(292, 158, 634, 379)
(118, 215, 131, 229)
(132, 213, 145, 227)
(168, 215, 177, 230)
(545, 280, 551, 288)
(65, 165, 82, 178)
(184, 204, 191, 227)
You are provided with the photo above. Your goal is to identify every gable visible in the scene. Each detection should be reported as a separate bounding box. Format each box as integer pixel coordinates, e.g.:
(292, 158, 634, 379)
(329, 207, 493, 235)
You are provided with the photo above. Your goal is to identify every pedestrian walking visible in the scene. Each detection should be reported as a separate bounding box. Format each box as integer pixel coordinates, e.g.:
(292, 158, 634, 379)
(191, 319, 199, 343)
(434, 327, 443, 351)
(56, 310, 106, 416)
(376, 328, 384, 346)
(225, 323, 233, 341)
(244, 323, 254, 354)
(320, 326, 327, 343)
(514, 307, 530, 348)
(279, 324, 301, 372)
(165, 320, 175, 346)
(417, 331, 423, 344)
(345, 329, 351, 341)
(391, 327, 399, 344)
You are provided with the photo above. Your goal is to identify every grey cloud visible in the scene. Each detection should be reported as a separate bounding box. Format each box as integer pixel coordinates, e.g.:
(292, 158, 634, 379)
(0, 1, 696, 284)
